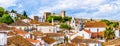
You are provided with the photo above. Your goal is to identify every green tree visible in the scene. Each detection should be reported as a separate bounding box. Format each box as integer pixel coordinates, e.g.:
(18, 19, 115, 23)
(22, 11, 28, 19)
(112, 22, 119, 28)
(101, 19, 111, 26)
(0, 7, 5, 17)
(0, 14, 14, 24)
(62, 17, 72, 23)
(47, 15, 62, 22)
(11, 9, 17, 13)
(104, 27, 115, 40)
(47, 15, 71, 23)
(60, 23, 71, 30)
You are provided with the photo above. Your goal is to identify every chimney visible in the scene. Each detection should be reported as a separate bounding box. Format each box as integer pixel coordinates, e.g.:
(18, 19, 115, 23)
(43, 12, 51, 21)
(34, 16, 39, 21)
(34, 36, 37, 40)
(61, 10, 66, 18)
(30, 34, 33, 39)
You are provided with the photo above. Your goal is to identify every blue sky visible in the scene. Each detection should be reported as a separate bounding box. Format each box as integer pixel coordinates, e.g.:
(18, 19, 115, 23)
(0, 0, 120, 20)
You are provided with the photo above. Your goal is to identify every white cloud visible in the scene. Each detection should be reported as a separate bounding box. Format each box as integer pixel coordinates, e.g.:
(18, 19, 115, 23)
(30, 0, 106, 17)
(0, 0, 18, 8)
(29, 0, 120, 20)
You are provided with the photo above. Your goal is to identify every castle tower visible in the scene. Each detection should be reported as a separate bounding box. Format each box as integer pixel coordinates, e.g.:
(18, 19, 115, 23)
(43, 12, 51, 21)
(61, 11, 66, 18)
(34, 16, 39, 21)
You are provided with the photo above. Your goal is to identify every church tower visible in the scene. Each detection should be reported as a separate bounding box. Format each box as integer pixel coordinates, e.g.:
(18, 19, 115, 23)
(71, 17, 76, 28)
(79, 19, 84, 31)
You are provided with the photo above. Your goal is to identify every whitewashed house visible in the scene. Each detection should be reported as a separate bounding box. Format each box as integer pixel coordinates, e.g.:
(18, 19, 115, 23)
(114, 28, 120, 38)
(9, 12, 17, 21)
(85, 21, 107, 32)
(45, 33, 64, 44)
(29, 20, 57, 33)
(78, 29, 91, 39)
(0, 23, 12, 46)
(9, 20, 32, 31)
(11, 29, 30, 38)
(0, 31, 8, 46)
(22, 18, 32, 23)
(71, 37, 101, 46)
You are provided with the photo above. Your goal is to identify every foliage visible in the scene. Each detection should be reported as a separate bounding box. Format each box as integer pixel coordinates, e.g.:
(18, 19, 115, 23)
(47, 15, 62, 22)
(11, 9, 17, 13)
(0, 7, 5, 17)
(60, 23, 71, 30)
(104, 27, 115, 40)
(47, 15, 72, 23)
(111, 22, 119, 27)
(0, 14, 14, 24)
(22, 11, 28, 19)
(101, 19, 111, 26)
(62, 16, 72, 22)
(101, 19, 119, 28)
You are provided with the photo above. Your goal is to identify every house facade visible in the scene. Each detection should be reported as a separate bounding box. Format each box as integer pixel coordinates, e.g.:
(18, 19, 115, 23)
(85, 22, 107, 32)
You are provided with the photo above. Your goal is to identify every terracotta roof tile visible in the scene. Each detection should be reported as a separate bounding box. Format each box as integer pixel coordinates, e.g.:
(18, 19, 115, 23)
(55, 43, 77, 46)
(91, 31, 104, 38)
(7, 35, 34, 46)
(42, 37, 56, 44)
(84, 29, 91, 34)
(10, 20, 30, 26)
(45, 33, 64, 37)
(71, 36, 99, 43)
(12, 29, 28, 35)
(85, 22, 107, 27)
(29, 20, 53, 26)
(0, 23, 11, 30)
(32, 31, 43, 36)
(26, 38, 39, 43)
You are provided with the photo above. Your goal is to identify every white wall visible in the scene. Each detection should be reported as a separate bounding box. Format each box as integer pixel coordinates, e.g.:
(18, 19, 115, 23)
(79, 31, 91, 39)
(37, 26, 55, 33)
(85, 27, 105, 32)
(115, 30, 119, 38)
(89, 43, 100, 46)
(0, 33, 7, 45)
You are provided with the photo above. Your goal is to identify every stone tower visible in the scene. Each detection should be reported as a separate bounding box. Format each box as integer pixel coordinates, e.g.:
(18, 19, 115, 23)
(61, 11, 66, 18)
(43, 12, 51, 21)
(34, 16, 39, 21)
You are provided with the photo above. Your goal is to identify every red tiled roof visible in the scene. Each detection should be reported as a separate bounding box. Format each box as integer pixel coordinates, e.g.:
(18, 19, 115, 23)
(10, 20, 30, 26)
(84, 29, 91, 34)
(29, 20, 53, 26)
(91, 31, 104, 38)
(7, 35, 34, 46)
(13, 29, 28, 35)
(0, 23, 12, 30)
(42, 37, 56, 44)
(55, 43, 77, 46)
(44, 33, 64, 37)
(85, 22, 107, 27)
(71, 37, 99, 43)
(26, 38, 39, 43)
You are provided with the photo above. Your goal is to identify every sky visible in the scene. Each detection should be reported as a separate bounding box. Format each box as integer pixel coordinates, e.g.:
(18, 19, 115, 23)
(0, 0, 120, 20)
